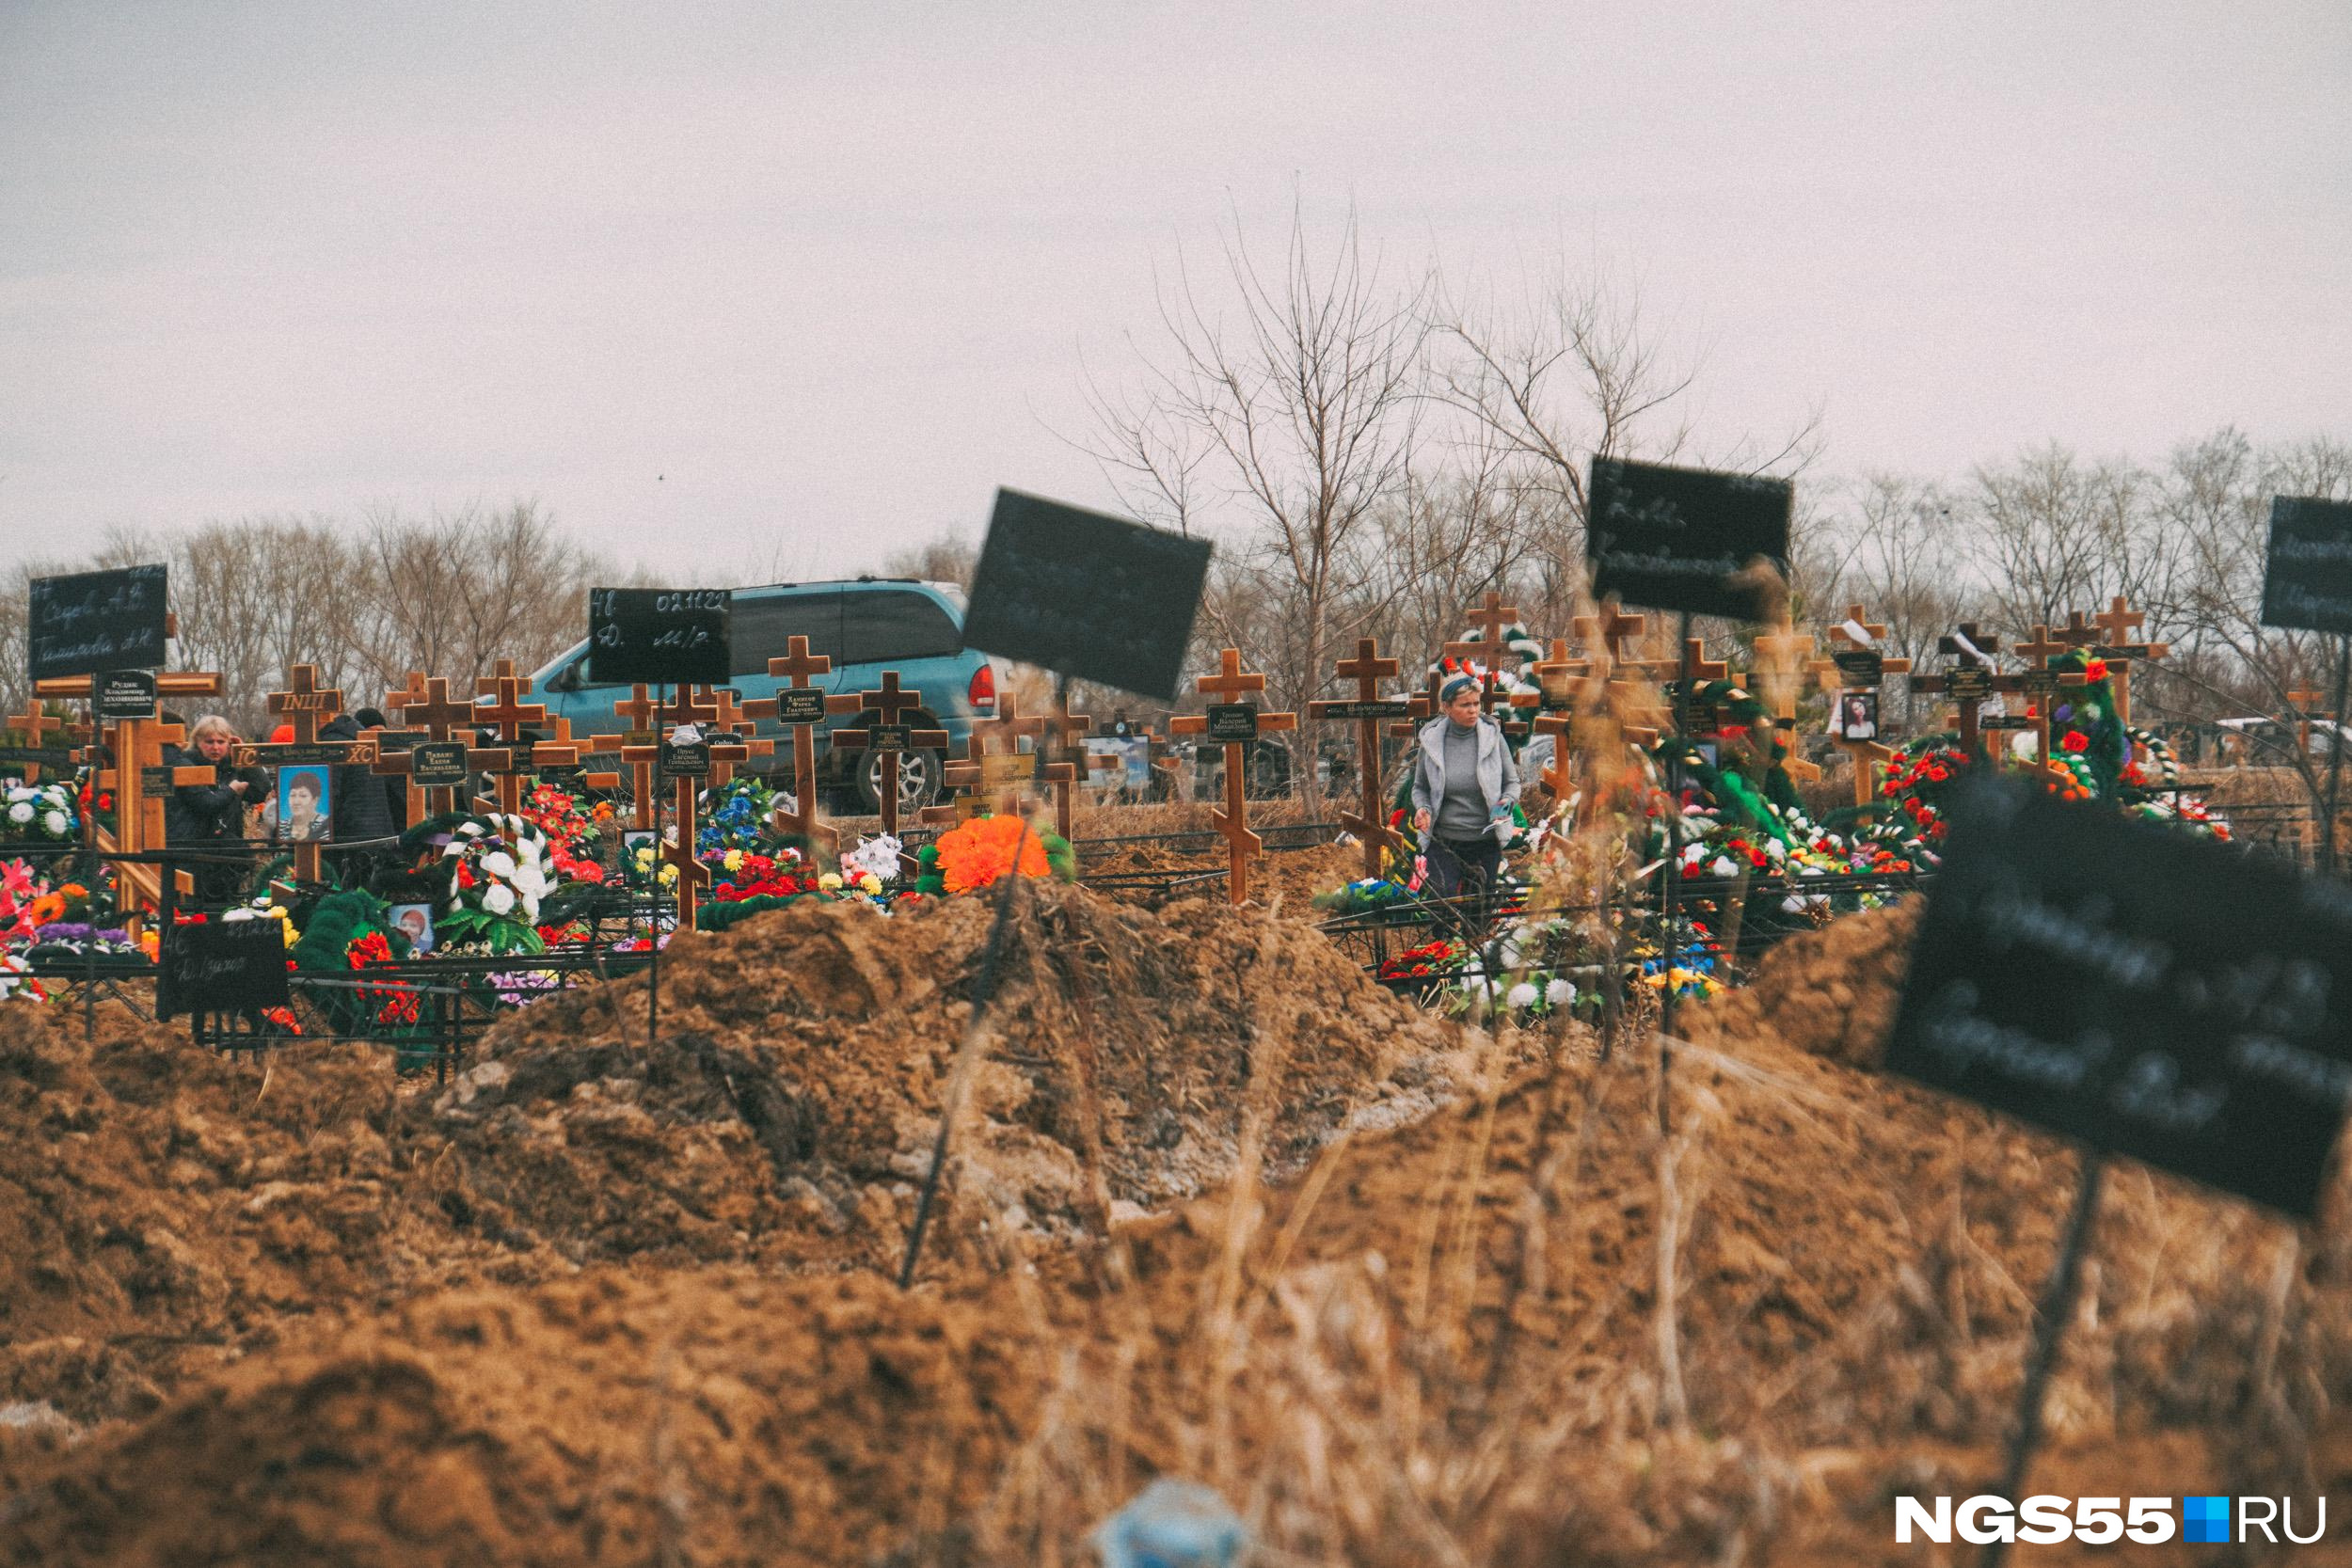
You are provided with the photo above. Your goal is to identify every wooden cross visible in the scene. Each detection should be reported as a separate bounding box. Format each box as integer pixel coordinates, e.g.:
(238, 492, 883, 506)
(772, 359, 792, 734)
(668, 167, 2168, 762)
(2090, 595, 2169, 727)
(1168, 649, 1297, 905)
(694, 687, 773, 791)
(1671, 637, 1730, 736)
(1308, 636, 1410, 879)
(1440, 591, 1530, 723)
(583, 683, 665, 830)
(1037, 693, 1115, 847)
(85, 720, 215, 901)
(1744, 619, 1823, 784)
(471, 659, 551, 816)
(1573, 605, 1649, 665)
(2010, 625, 2090, 765)
(2291, 685, 2337, 754)
(378, 674, 509, 820)
(1, 697, 82, 785)
(831, 671, 949, 840)
(740, 636, 860, 850)
(660, 807, 711, 929)
(243, 666, 367, 883)
(34, 665, 225, 915)
(1808, 606, 1915, 805)
(1464, 589, 1523, 653)
(1915, 626, 2027, 760)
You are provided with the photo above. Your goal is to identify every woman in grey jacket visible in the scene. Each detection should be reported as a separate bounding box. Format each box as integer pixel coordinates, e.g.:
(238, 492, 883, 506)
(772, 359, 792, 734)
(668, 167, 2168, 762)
(1410, 670, 1518, 899)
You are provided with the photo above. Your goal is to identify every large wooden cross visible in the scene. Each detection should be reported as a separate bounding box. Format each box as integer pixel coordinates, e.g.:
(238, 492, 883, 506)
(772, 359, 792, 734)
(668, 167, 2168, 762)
(1037, 692, 1114, 846)
(33, 664, 225, 914)
(1168, 649, 1297, 905)
(1746, 618, 1822, 784)
(1440, 590, 1529, 725)
(1809, 606, 1914, 805)
(2013, 624, 2090, 769)
(831, 671, 949, 840)
(2091, 594, 2170, 727)
(377, 674, 510, 821)
(248, 666, 366, 883)
(2291, 683, 2337, 756)
(471, 659, 552, 815)
(1915, 625, 2026, 759)
(90, 721, 215, 902)
(741, 636, 860, 850)
(1308, 636, 1412, 879)
(1569, 604, 1675, 745)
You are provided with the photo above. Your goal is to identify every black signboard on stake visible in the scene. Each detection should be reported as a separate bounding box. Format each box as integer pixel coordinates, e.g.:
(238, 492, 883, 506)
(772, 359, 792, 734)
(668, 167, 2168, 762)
(1944, 666, 1994, 702)
(1585, 459, 1791, 622)
(28, 564, 169, 681)
(866, 723, 914, 752)
(587, 588, 732, 686)
(1832, 649, 1884, 688)
(961, 489, 1214, 701)
(158, 917, 292, 1019)
(409, 742, 469, 787)
(1885, 781, 2352, 1219)
(2024, 669, 2062, 698)
(97, 670, 159, 720)
(1205, 704, 1260, 742)
(2260, 495, 2352, 636)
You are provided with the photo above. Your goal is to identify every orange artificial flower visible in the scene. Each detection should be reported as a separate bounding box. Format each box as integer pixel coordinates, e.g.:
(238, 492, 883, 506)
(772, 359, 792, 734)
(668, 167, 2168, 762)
(935, 814, 1052, 894)
(25, 893, 66, 926)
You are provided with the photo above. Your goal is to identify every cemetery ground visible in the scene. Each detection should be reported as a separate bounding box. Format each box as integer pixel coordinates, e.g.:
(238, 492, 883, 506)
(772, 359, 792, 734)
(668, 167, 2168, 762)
(5, 884, 2349, 1566)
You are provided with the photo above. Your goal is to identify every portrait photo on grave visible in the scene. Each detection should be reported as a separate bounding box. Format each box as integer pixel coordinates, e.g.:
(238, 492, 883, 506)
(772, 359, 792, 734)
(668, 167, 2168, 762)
(389, 903, 436, 956)
(1834, 690, 1879, 740)
(277, 767, 333, 843)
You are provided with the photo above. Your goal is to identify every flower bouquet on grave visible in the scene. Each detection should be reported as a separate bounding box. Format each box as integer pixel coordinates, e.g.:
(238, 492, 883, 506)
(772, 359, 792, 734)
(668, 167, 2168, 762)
(518, 783, 608, 886)
(627, 835, 680, 893)
(913, 813, 1074, 896)
(292, 889, 435, 1041)
(694, 844, 830, 931)
(1312, 877, 1421, 916)
(3, 781, 76, 846)
(695, 777, 781, 858)
(1375, 937, 1470, 987)
(430, 815, 552, 957)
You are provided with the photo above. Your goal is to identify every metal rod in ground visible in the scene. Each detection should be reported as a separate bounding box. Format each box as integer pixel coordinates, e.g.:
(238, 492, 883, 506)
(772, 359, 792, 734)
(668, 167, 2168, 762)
(648, 682, 667, 1050)
(2322, 637, 2350, 876)
(1659, 609, 1692, 1134)
(898, 816, 1036, 1289)
(1979, 1147, 2107, 1568)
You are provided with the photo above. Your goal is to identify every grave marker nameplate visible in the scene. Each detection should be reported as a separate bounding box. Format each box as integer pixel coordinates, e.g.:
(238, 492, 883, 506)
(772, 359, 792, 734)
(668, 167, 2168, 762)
(1886, 781, 2352, 1219)
(2260, 495, 2352, 637)
(97, 670, 159, 721)
(1586, 459, 1792, 621)
(587, 588, 733, 686)
(775, 688, 831, 724)
(1205, 704, 1260, 742)
(659, 737, 712, 777)
(1315, 699, 1413, 721)
(961, 489, 1213, 700)
(158, 916, 291, 1019)
(1832, 649, 1884, 688)
(408, 741, 470, 788)
(1942, 666, 1994, 702)
(28, 564, 169, 681)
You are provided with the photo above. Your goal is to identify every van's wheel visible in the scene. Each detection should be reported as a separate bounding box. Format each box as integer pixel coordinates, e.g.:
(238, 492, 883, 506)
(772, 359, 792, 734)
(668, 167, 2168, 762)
(856, 746, 943, 816)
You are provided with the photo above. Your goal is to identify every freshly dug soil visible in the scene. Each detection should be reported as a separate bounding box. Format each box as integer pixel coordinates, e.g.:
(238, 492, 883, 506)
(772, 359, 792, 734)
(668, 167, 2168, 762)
(12, 893, 2351, 1566)
(0, 884, 1470, 1443)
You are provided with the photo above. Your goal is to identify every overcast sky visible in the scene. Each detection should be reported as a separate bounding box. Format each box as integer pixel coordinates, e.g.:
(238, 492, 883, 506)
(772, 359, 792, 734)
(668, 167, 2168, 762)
(4, 2, 2346, 582)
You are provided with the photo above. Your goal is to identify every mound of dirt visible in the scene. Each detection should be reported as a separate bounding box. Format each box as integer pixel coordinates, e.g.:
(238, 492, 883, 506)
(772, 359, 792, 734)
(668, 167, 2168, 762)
(1694, 895, 1921, 1067)
(0, 884, 1470, 1443)
(437, 883, 1471, 1276)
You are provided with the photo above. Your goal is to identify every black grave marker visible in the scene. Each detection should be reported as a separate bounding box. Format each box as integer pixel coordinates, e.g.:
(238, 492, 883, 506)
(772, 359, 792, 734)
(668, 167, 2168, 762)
(97, 670, 159, 721)
(2260, 496, 2352, 637)
(961, 489, 1213, 701)
(158, 916, 292, 1020)
(587, 588, 732, 686)
(659, 737, 711, 777)
(774, 688, 831, 725)
(28, 564, 168, 682)
(1832, 649, 1884, 688)
(408, 741, 470, 788)
(1205, 704, 1260, 742)
(1585, 459, 1791, 622)
(1886, 781, 2352, 1219)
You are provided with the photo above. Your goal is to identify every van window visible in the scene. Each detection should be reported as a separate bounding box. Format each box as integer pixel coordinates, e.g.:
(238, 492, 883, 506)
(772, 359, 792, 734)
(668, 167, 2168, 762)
(840, 589, 962, 664)
(733, 592, 844, 676)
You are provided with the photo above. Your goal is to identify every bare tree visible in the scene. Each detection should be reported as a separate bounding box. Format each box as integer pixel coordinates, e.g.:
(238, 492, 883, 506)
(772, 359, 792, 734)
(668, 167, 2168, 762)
(1083, 199, 1431, 801)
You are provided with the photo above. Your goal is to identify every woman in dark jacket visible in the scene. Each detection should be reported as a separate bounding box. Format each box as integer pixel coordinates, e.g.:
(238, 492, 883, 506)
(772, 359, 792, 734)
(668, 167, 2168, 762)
(166, 714, 263, 903)
(321, 713, 397, 877)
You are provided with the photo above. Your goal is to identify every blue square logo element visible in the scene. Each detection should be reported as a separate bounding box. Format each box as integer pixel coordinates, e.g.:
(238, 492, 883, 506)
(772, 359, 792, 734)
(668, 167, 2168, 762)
(2184, 1496, 2232, 1544)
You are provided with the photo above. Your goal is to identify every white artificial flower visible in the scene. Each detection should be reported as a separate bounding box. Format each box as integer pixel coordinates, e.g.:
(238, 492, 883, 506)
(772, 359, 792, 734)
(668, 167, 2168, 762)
(480, 851, 517, 880)
(442, 842, 464, 858)
(43, 812, 67, 836)
(457, 821, 484, 837)
(516, 836, 542, 866)
(1545, 978, 1575, 1006)
(482, 883, 516, 916)
(520, 893, 541, 923)
(6, 802, 30, 826)
(222, 908, 254, 922)
(510, 864, 547, 897)
(1505, 981, 1540, 1010)
(1709, 855, 1740, 878)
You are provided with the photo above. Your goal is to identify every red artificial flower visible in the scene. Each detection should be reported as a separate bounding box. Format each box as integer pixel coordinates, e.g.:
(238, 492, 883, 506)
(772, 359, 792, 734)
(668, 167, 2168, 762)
(2084, 658, 2108, 682)
(2060, 732, 2089, 753)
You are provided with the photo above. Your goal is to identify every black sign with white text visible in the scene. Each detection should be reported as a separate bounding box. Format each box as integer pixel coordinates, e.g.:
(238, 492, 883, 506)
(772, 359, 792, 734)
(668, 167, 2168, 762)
(1885, 782, 2352, 1219)
(587, 588, 732, 686)
(962, 489, 1213, 701)
(29, 564, 168, 682)
(97, 670, 159, 720)
(2261, 495, 2352, 636)
(1586, 459, 1792, 622)
(408, 742, 470, 787)
(158, 916, 292, 1020)
(1205, 704, 1260, 742)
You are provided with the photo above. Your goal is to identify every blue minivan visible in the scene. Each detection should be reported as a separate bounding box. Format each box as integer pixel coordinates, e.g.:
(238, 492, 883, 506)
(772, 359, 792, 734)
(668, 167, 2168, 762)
(525, 578, 997, 813)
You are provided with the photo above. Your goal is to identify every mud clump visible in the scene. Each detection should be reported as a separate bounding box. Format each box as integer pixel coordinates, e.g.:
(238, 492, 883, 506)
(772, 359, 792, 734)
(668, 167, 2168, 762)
(1692, 895, 1920, 1066)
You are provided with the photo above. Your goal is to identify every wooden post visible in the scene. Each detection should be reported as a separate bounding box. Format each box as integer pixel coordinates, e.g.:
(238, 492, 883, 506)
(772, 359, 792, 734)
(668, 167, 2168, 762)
(1309, 636, 1412, 880)
(1037, 693, 1112, 847)
(2090, 594, 2170, 729)
(1914, 623, 2004, 759)
(1750, 618, 1823, 785)
(739, 636, 859, 851)
(471, 659, 552, 816)
(831, 671, 948, 839)
(34, 668, 226, 914)
(1168, 649, 1297, 905)
(582, 683, 665, 831)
